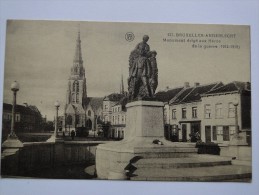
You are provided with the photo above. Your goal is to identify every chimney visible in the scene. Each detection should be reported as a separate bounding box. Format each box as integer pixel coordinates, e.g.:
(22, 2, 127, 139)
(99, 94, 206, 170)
(194, 82, 200, 87)
(184, 82, 190, 88)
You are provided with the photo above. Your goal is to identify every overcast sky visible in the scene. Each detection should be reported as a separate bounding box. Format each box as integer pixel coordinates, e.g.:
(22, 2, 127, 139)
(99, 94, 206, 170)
(3, 20, 250, 120)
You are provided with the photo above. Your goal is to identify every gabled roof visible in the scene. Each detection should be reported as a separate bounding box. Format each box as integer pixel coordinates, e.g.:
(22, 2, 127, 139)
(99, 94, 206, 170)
(85, 97, 103, 112)
(204, 81, 251, 95)
(171, 82, 223, 105)
(155, 87, 184, 102)
(103, 93, 125, 101)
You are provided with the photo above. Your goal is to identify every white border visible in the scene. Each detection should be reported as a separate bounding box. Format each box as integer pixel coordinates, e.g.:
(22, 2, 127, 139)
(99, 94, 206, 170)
(0, 1, 258, 195)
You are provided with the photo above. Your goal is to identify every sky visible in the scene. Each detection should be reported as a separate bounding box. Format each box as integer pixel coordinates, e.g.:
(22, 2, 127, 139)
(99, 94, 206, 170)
(3, 20, 250, 120)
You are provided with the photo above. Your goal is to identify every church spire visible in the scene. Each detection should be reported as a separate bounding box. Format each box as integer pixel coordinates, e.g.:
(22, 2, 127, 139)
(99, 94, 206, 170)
(73, 25, 83, 64)
(120, 74, 124, 94)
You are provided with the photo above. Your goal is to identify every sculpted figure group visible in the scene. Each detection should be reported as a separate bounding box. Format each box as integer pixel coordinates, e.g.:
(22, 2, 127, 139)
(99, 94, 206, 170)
(128, 35, 158, 100)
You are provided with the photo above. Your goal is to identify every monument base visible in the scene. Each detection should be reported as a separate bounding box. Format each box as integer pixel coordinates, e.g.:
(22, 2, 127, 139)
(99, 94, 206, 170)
(96, 101, 197, 179)
(2, 134, 23, 158)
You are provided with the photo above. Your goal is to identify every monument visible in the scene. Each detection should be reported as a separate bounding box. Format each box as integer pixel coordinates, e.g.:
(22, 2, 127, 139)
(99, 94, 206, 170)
(95, 35, 196, 179)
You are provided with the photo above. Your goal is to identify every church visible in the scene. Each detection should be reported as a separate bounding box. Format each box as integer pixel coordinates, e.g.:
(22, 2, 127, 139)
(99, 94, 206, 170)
(62, 30, 103, 134)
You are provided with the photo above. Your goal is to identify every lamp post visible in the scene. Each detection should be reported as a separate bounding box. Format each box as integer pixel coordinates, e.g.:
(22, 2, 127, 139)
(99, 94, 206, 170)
(54, 101, 60, 138)
(47, 100, 61, 142)
(9, 81, 20, 138)
(2, 81, 23, 149)
(233, 99, 239, 137)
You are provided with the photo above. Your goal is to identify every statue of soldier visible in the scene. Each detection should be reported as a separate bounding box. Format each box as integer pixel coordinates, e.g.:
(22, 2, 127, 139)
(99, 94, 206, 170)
(134, 35, 150, 57)
(149, 50, 158, 96)
(128, 35, 158, 100)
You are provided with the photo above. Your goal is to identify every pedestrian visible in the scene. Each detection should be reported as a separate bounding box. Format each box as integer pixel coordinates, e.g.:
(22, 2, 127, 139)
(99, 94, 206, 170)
(71, 130, 75, 140)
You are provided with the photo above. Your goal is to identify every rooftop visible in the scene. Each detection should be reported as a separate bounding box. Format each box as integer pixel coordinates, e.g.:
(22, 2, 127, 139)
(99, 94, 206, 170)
(204, 81, 251, 95)
(155, 87, 184, 102)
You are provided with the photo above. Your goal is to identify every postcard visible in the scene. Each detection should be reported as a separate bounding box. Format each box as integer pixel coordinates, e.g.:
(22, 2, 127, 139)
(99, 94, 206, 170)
(1, 20, 251, 182)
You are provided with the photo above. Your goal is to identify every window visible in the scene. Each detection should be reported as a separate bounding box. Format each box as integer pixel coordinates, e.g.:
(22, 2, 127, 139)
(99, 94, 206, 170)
(204, 104, 211, 119)
(122, 116, 124, 123)
(118, 107, 120, 112)
(115, 116, 117, 124)
(73, 80, 79, 92)
(118, 115, 120, 123)
(172, 109, 176, 119)
(182, 108, 187, 119)
(217, 126, 223, 135)
(104, 105, 108, 111)
(72, 93, 75, 103)
(223, 126, 230, 141)
(112, 116, 115, 124)
(192, 107, 197, 118)
(76, 93, 79, 103)
(88, 110, 91, 117)
(228, 102, 235, 118)
(16, 114, 19, 122)
(215, 103, 223, 118)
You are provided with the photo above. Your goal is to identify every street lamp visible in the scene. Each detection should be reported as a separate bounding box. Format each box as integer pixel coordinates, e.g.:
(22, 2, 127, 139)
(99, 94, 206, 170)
(9, 81, 20, 138)
(2, 81, 23, 149)
(233, 99, 239, 137)
(47, 100, 61, 142)
(54, 100, 60, 138)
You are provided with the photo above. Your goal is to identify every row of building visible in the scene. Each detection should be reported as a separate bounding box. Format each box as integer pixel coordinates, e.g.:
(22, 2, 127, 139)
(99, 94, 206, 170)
(102, 81, 251, 145)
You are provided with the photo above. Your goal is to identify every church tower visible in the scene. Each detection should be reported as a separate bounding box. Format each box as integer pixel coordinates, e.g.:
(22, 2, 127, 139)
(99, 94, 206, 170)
(64, 29, 87, 130)
(66, 30, 87, 107)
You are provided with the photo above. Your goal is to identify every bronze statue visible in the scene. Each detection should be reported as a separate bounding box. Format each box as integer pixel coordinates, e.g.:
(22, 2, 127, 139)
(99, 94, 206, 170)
(128, 35, 158, 100)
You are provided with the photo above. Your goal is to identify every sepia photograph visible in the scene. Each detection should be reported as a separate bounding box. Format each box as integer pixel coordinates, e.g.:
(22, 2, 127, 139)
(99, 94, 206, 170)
(1, 20, 251, 182)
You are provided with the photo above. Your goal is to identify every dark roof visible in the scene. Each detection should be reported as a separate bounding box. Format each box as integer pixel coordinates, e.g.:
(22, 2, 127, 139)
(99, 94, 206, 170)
(172, 87, 193, 104)
(85, 97, 103, 112)
(3, 103, 41, 115)
(155, 87, 184, 102)
(104, 93, 125, 101)
(171, 82, 223, 104)
(114, 96, 129, 108)
(205, 81, 251, 95)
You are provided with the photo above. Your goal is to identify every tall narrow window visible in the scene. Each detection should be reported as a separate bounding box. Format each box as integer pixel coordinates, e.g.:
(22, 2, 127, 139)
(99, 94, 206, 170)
(192, 107, 197, 118)
(223, 126, 230, 141)
(182, 108, 187, 119)
(215, 103, 223, 118)
(76, 93, 79, 103)
(212, 126, 217, 140)
(204, 104, 211, 119)
(88, 110, 91, 117)
(172, 109, 176, 119)
(73, 80, 79, 92)
(228, 102, 235, 118)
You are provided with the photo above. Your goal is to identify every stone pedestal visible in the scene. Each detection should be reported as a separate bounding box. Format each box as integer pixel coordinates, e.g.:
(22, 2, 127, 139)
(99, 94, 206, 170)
(2, 136, 23, 157)
(96, 101, 196, 179)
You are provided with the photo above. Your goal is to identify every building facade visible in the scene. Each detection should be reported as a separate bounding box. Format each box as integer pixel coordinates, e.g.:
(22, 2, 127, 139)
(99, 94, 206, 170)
(200, 81, 251, 145)
(2, 103, 43, 140)
(169, 82, 223, 142)
(110, 97, 127, 139)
